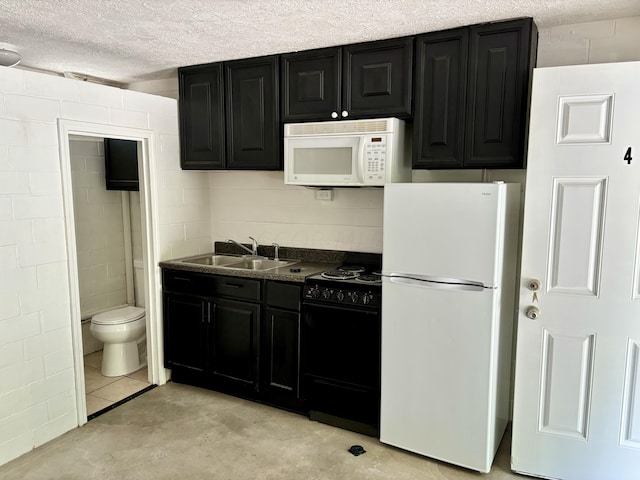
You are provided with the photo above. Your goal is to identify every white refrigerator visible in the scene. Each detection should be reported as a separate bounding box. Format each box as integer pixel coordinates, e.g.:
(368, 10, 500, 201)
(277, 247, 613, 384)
(380, 182, 520, 473)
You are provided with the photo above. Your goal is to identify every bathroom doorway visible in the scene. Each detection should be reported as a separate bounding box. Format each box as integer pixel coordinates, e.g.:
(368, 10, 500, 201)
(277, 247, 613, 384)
(58, 120, 166, 426)
(68, 135, 152, 418)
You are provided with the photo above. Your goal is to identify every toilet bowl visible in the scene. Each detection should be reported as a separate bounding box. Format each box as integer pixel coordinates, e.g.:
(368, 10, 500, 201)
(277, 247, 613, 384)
(90, 306, 145, 376)
(90, 259, 146, 377)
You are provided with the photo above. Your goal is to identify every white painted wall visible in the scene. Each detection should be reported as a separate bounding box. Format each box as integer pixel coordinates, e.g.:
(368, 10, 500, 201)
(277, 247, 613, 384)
(0, 67, 210, 466)
(70, 139, 127, 319)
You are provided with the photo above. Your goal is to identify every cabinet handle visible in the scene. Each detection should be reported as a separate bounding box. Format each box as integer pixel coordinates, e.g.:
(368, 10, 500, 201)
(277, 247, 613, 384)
(173, 277, 191, 282)
(223, 282, 243, 289)
(331, 111, 338, 119)
(341, 110, 348, 118)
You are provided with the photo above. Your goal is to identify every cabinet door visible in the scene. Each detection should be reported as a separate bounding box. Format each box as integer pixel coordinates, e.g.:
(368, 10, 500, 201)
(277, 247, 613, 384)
(104, 138, 139, 191)
(281, 47, 341, 122)
(413, 29, 468, 169)
(343, 37, 413, 119)
(262, 307, 300, 401)
(225, 56, 281, 170)
(178, 64, 226, 169)
(465, 18, 536, 168)
(163, 293, 208, 372)
(210, 297, 261, 388)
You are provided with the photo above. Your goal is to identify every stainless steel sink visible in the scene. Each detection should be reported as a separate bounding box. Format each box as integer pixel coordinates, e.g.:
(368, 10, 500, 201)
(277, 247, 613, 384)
(224, 258, 298, 270)
(179, 254, 242, 266)
(178, 254, 299, 271)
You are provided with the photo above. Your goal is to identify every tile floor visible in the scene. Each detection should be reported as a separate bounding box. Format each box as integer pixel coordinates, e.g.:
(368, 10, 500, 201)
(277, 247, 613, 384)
(84, 350, 150, 416)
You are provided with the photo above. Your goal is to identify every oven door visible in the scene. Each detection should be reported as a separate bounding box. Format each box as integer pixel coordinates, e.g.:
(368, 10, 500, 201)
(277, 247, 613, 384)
(301, 301, 381, 435)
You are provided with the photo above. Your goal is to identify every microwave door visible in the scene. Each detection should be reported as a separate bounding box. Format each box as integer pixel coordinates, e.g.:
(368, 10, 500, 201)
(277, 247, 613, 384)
(284, 136, 360, 186)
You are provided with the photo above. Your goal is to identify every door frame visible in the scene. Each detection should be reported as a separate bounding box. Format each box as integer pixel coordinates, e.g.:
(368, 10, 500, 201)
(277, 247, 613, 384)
(57, 119, 167, 427)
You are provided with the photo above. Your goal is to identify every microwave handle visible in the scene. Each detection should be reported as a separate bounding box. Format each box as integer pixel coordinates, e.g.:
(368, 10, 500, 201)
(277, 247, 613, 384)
(357, 137, 367, 184)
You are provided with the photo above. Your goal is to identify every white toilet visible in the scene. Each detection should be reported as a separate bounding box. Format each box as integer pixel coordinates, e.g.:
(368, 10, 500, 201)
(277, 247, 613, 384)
(90, 259, 146, 377)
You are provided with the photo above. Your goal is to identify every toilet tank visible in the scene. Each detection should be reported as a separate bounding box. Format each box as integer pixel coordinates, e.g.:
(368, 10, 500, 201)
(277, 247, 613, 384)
(133, 259, 145, 308)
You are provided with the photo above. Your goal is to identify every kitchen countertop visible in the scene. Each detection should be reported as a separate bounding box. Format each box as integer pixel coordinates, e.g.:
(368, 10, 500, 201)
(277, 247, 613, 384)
(159, 255, 337, 283)
(159, 243, 349, 283)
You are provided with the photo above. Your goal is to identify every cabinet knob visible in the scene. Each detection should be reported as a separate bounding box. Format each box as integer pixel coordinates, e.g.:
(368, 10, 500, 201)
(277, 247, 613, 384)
(341, 110, 349, 118)
(331, 112, 338, 119)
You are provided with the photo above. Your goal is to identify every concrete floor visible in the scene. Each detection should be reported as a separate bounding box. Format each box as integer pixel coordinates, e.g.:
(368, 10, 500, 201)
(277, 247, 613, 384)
(0, 382, 527, 479)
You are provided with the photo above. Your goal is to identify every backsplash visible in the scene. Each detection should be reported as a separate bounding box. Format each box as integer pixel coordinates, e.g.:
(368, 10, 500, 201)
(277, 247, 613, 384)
(209, 170, 384, 253)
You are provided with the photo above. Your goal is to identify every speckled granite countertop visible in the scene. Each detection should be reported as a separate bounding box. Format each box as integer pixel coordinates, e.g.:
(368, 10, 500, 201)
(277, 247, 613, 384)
(159, 243, 350, 283)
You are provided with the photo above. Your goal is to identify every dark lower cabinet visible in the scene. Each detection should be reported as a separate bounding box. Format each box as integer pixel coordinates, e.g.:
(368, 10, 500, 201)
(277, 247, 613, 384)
(413, 18, 537, 169)
(163, 292, 208, 373)
(162, 269, 303, 412)
(261, 281, 302, 410)
(162, 270, 261, 394)
(210, 297, 260, 391)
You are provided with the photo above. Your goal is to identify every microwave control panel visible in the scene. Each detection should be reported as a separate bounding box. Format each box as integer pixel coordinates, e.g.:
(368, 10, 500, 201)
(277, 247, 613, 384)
(364, 136, 387, 183)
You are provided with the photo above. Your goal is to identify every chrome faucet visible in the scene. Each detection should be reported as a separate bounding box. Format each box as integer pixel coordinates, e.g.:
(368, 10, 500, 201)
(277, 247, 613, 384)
(226, 236, 260, 257)
(272, 243, 280, 261)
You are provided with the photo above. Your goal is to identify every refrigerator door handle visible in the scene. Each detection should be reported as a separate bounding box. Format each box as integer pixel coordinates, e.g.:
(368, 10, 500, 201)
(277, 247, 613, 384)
(382, 273, 491, 292)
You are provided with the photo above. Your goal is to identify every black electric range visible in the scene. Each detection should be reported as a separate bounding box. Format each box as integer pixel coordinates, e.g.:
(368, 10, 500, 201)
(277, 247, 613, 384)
(301, 252, 382, 437)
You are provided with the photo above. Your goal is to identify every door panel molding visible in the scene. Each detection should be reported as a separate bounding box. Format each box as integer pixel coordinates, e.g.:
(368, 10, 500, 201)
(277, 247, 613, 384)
(556, 94, 614, 145)
(547, 177, 607, 296)
(621, 339, 640, 448)
(539, 330, 595, 439)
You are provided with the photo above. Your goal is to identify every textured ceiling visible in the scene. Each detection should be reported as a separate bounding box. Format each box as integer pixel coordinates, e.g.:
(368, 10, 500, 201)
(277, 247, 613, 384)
(1, 0, 640, 85)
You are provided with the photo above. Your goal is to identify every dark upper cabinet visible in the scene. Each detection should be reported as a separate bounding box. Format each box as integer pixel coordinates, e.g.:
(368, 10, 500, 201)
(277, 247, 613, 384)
(413, 18, 537, 169)
(281, 37, 413, 122)
(280, 47, 341, 122)
(178, 56, 280, 170)
(413, 29, 469, 169)
(343, 37, 413, 118)
(465, 19, 537, 168)
(178, 64, 226, 169)
(225, 56, 281, 170)
(104, 138, 139, 191)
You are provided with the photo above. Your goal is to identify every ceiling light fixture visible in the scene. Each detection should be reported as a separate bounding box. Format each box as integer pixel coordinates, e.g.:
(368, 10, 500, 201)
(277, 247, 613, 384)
(0, 42, 21, 67)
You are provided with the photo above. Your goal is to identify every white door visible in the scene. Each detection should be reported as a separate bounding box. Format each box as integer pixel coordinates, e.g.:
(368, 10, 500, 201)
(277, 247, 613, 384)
(512, 61, 640, 479)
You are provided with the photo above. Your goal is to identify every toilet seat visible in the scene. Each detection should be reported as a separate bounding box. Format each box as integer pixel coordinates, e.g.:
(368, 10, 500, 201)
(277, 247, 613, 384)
(92, 306, 145, 325)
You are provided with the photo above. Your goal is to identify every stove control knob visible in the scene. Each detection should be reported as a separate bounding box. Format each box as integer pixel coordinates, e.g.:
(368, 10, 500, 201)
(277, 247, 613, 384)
(362, 294, 371, 305)
(336, 291, 345, 301)
(311, 287, 320, 299)
(351, 292, 359, 303)
(322, 289, 331, 300)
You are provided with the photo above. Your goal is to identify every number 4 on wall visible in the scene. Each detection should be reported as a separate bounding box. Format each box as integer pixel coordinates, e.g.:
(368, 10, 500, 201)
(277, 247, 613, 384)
(625, 147, 633, 164)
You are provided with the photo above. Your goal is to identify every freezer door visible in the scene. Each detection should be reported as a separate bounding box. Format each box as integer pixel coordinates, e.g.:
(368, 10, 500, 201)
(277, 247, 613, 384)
(380, 279, 502, 472)
(382, 183, 509, 287)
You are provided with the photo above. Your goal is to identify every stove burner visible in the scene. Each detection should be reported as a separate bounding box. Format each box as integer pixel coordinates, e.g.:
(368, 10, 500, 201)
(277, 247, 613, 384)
(338, 265, 366, 274)
(356, 274, 381, 283)
(321, 270, 361, 280)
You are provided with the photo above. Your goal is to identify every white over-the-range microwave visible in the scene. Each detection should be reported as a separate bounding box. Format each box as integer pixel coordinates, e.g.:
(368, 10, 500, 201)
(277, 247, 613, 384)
(283, 117, 411, 187)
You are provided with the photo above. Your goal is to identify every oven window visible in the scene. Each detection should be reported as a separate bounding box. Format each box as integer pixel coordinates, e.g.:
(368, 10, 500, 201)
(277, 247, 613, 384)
(293, 147, 353, 175)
